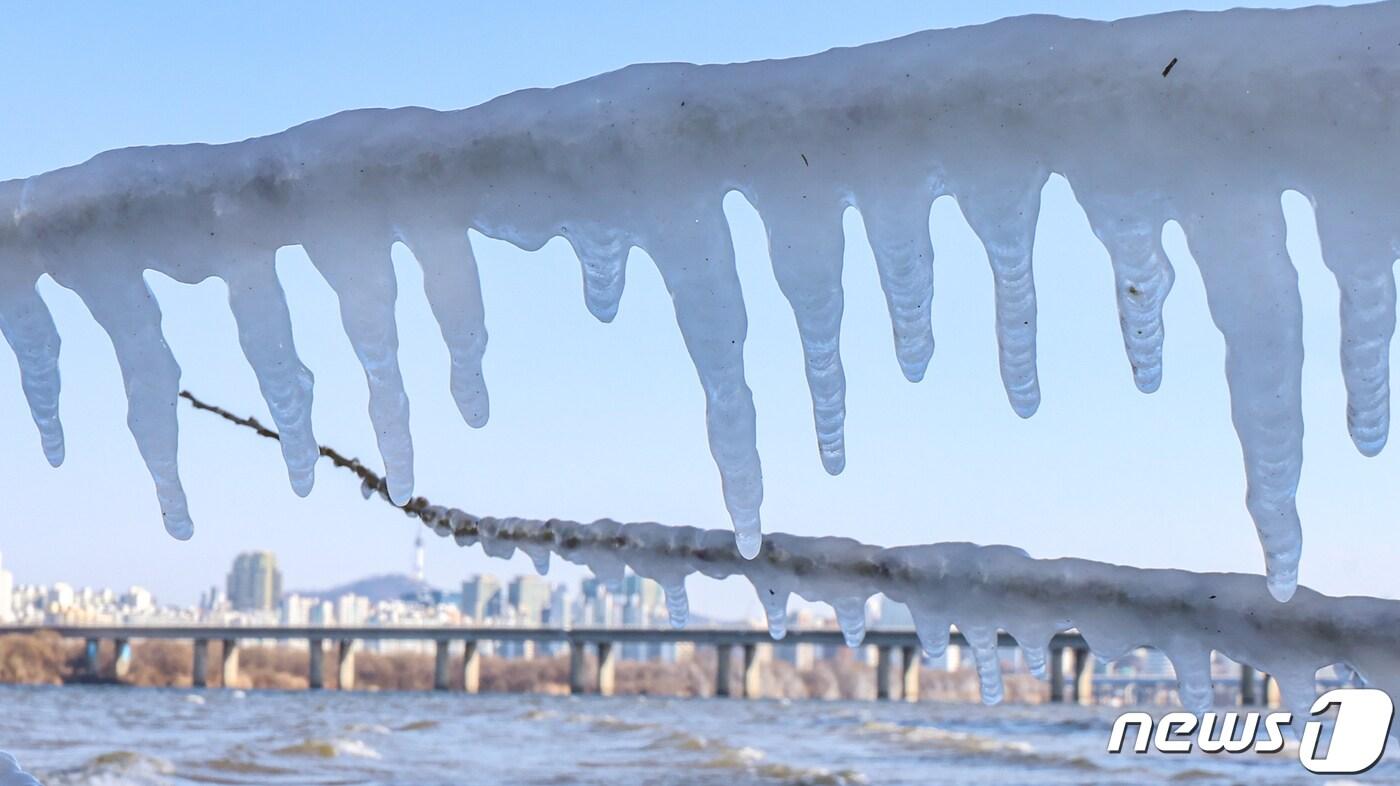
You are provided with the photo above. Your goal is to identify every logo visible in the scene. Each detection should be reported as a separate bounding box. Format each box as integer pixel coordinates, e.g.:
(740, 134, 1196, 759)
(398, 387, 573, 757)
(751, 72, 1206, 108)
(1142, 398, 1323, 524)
(1107, 688, 1395, 774)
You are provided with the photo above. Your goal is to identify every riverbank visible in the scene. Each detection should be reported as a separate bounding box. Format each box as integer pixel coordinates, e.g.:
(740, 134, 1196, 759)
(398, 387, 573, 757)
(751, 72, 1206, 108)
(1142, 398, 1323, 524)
(0, 633, 1048, 701)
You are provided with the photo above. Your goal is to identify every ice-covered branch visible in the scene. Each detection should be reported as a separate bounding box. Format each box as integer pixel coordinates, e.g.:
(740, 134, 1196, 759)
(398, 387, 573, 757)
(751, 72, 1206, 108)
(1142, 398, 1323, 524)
(4, 4, 1399, 600)
(183, 391, 1400, 715)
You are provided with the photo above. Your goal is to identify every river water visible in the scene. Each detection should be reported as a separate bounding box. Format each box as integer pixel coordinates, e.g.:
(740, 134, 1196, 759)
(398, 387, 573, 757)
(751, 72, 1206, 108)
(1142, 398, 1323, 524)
(2, 685, 1397, 785)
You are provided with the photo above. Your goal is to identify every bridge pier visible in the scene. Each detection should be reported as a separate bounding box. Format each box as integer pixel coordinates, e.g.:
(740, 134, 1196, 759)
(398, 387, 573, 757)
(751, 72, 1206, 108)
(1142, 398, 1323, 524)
(1049, 646, 1066, 702)
(597, 642, 616, 697)
(113, 639, 132, 680)
(1264, 673, 1283, 708)
(569, 640, 586, 695)
(742, 643, 761, 698)
(192, 639, 209, 688)
(220, 639, 240, 688)
(1239, 664, 1257, 705)
(900, 645, 920, 702)
(434, 640, 451, 691)
(461, 640, 480, 694)
(308, 639, 325, 690)
(716, 643, 734, 697)
(337, 640, 356, 691)
(876, 645, 893, 700)
(84, 638, 100, 678)
(1072, 647, 1095, 705)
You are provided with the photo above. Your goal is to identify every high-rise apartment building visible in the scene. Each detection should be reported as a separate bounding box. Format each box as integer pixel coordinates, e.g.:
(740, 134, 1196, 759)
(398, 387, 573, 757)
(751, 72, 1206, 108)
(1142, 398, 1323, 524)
(508, 575, 552, 626)
(226, 551, 282, 612)
(461, 574, 502, 622)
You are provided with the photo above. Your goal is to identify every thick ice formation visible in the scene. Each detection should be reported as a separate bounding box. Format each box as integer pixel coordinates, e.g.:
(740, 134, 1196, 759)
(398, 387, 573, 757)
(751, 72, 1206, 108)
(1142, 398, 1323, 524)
(415, 497, 1400, 718)
(186, 391, 1400, 717)
(3, 4, 1399, 598)
(0, 752, 40, 786)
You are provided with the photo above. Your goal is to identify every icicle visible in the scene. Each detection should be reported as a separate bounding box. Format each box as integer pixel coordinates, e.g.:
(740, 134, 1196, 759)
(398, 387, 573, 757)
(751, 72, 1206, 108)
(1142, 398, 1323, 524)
(72, 274, 191, 539)
(1182, 195, 1304, 602)
(1165, 647, 1214, 713)
(956, 172, 1048, 417)
(662, 579, 689, 629)
(859, 192, 936, 382)
(402, 228, 491, 428)
(643, 209, 763, 557)
(1333, 267, 1396, 457)
(521, 543, 552, 575)
(224, 263, 318, 495)
(1076, 192, 1174, 394)
(303, 238, 415, 505)
(1313, 197, 1397, 457)
(0, 268, 63, 466)
(566, 228, 630, 323)
(961, 625, 1005, 705)
(832, 596, 868, 647)
(760, 587, 790, 640)
(1270, 669, 1321, 721)
(761, 198, 847, 474)
(908, 608, 951, 659)
(1021, 644, 1048, 680)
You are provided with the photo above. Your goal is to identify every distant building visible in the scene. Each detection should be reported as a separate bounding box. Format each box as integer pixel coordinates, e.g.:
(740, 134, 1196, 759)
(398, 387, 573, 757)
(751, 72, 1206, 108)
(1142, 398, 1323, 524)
(461, 574, 502, 622)
(123, 586, 154, 614)
(310, 599, 335, 625)
(337, 593, 371, 626)
(508, 575, 552, 626)
(281, 593, 314, 625)
(227, 551, 282, 612)
(49, 582, 74, 611)
(0, 551, 13, 623)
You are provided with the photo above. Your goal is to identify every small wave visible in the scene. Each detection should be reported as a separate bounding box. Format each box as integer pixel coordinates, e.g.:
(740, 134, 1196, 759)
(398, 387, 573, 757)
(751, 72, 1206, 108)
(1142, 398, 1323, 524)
(38, 750, 175, 786)
(184, 695, 205, 705)
(858, 721, 1100, 772)
(272, 739, 381, 760)
(1170, 768, 1227, 782)
(859, 721, 1033, 755)
(395, 720, 439, 732)
(645, 730, 713, 753)
(202, 758, 294, 776)
(565, 712, 654, 733)
(345, 723, 391, 735)
(699, 745, 866, 785)
(522, 709, 559, 722)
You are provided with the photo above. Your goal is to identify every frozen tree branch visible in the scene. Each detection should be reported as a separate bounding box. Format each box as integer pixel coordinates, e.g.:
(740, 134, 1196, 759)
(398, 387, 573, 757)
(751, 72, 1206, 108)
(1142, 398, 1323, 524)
(4, 3, 1399, 599)
(182, 390, 1400, 714)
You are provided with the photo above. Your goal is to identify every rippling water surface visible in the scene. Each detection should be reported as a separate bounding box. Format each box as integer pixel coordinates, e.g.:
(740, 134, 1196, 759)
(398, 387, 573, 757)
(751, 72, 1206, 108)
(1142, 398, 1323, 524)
(3, 685, 1398, 785)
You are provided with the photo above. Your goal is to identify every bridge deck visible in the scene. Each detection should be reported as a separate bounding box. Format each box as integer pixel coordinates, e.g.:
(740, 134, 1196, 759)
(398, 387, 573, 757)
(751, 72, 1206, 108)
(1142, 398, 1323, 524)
(0, 625, 1087, 649)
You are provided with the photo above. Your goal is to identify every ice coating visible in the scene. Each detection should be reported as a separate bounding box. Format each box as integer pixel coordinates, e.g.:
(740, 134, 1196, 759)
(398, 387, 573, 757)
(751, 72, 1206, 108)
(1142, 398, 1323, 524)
(185, 389, 1400, 716)
(4, 4, 1400, 594)
(0, 752, 40, 786)
(333, 445, 1400, 716)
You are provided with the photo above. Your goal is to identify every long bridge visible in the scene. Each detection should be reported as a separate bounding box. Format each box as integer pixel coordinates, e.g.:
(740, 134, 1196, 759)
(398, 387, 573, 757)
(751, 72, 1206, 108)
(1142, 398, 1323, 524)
(0, 625, 1281, 705)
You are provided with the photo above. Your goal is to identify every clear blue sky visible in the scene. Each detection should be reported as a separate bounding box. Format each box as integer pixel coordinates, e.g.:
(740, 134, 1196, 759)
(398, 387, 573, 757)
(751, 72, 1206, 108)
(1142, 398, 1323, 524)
(0, 1, 1391, 620)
